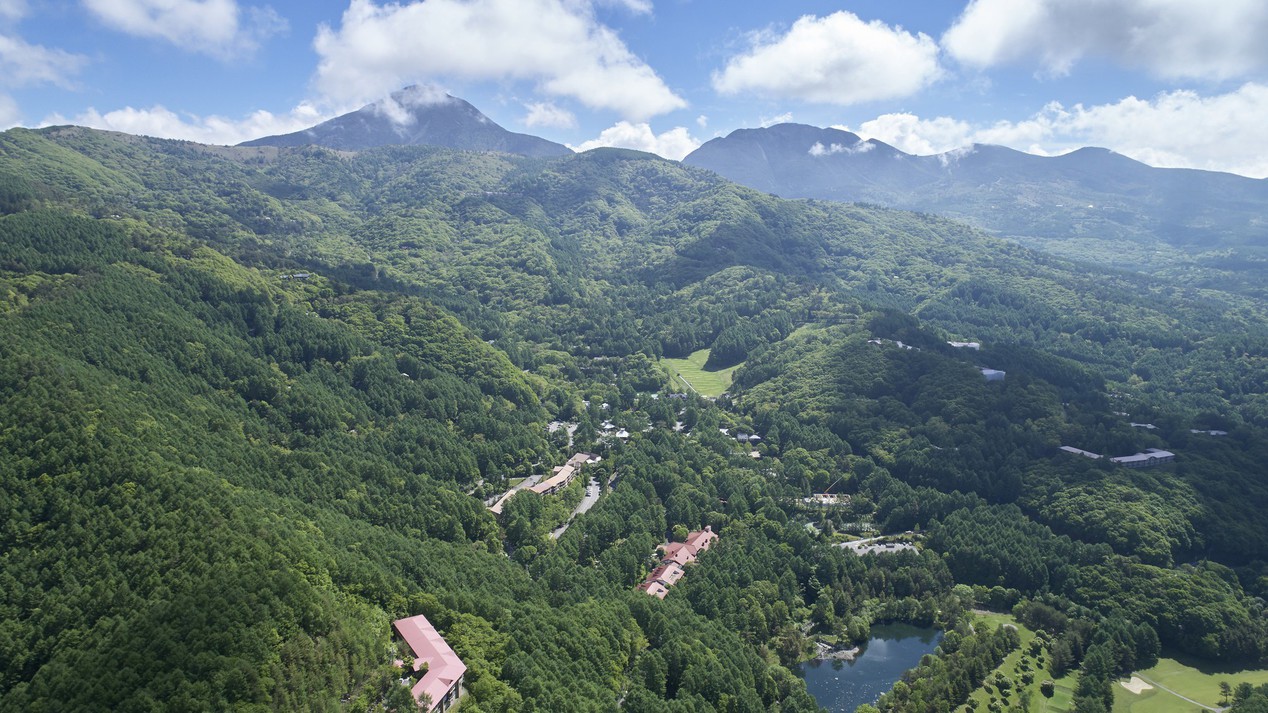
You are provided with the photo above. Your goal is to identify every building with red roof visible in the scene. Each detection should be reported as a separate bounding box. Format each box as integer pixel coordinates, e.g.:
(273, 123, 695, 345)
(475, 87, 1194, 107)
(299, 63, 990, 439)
(661, 542, 697, 567)
(393, 614, 467, 712)
(648, 561, 686, 588)
(637, 579, 670, 599)
(639, 527, 718, 597)
(685, 525, 717, 553)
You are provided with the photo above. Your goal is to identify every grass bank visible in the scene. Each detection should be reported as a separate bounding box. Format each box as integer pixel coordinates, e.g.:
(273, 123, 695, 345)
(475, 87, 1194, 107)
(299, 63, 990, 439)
(662, 348, 740, 398)
(964, 611, 1076, 713)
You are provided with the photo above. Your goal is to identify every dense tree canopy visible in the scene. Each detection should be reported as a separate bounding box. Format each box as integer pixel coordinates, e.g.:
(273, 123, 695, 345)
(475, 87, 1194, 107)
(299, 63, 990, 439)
(1, 126, 1266, 711)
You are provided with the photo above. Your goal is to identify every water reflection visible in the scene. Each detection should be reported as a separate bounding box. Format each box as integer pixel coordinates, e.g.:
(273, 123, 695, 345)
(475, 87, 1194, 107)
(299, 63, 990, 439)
(798, 623, 942, 712)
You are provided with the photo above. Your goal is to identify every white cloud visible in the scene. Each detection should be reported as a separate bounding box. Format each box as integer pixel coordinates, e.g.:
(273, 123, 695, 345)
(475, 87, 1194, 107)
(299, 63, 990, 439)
(366, 84, 454, 125)
(936, 145, 977, 168)
(845, 113, 975, 155)
(0, 0, 27, 22)
(943, 0, 1268, 80)
(0, 92, 19, 128)
(313, 0, 684, 120)
(82, 0, 286, 60)
(844, 84, 1268, 178)
(713, 11, 943, 105)
(695, 114, 707, 128)
(808, 140, 873, 157)
(571, 121, 699, 160)
(0, 34, 88, 88)
(523, 101, 576, 129)
(595, 0, 651, 14)
(759, 112, 792, 127)
(42, 102, 327, 146)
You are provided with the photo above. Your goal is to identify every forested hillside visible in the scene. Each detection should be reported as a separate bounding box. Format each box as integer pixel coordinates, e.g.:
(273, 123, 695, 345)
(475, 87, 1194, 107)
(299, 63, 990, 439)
(1, 126, 1266, 712)
(683, 123, 1268, 296)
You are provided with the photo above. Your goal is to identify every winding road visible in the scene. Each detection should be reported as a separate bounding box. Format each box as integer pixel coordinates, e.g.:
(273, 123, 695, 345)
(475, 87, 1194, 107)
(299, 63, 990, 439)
(550, 477, 601, 539)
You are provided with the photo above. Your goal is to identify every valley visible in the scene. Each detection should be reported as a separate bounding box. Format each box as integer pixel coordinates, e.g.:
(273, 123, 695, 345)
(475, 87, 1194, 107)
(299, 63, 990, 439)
(661, 348, 739, 398)
(1, 120, 1266, 713)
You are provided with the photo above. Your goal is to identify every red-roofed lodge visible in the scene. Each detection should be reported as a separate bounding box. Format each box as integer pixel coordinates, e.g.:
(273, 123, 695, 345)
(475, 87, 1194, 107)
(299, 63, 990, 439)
(393, 614, 466, 712)
(639, 527, 718, 598)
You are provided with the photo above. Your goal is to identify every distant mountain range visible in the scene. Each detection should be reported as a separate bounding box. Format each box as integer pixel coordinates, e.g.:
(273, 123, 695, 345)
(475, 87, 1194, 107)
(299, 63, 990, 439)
(241, 93, 1267, 280)
(241, 86, 572, 158)
(683, 123, 1268, 261)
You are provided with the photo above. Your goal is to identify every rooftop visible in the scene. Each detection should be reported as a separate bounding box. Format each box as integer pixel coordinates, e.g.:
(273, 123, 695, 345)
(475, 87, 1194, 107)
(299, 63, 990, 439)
(1059, 445, 1102, 459)
(393, 614, 467, 711)
(685, 526, 718, 554)
(649, 561, 685, 588)
(1110, 448, 1176, 465)
(637, 580, 670, 599)
(661, 542, 697, 566)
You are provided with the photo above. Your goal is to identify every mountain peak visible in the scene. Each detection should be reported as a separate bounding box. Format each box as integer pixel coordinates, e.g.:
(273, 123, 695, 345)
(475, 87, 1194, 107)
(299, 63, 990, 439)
(239, 88, 571, 157)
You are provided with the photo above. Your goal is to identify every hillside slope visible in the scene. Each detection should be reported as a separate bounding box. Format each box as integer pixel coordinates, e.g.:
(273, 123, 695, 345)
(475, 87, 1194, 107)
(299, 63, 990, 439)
(684, 123, 1268, 286)
(1, 126, 1266, 710)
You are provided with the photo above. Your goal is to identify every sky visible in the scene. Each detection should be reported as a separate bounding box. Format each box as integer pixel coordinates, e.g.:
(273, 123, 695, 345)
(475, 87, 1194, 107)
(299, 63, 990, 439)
(5, 0, 1268, 177)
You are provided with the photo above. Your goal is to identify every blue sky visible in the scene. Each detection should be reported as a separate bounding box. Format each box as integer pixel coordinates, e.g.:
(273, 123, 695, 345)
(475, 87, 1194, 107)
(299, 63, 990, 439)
(4, 0, 1268, 176)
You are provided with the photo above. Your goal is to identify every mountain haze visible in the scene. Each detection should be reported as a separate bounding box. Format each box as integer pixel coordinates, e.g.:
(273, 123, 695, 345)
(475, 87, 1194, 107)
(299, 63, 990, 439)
(241, 86, 572, 157)
(684, 124, 1268, 277)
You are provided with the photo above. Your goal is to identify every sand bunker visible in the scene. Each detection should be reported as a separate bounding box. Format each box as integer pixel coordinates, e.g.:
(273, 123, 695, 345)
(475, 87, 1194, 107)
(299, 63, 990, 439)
(1120, 676, 1154, 694)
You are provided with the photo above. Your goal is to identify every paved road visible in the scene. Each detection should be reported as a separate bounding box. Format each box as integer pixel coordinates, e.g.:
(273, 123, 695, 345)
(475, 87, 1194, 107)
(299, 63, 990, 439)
(1134, 674, 1225, 712)
(486, 473, 542, 509)
(550, 477, 601, 539)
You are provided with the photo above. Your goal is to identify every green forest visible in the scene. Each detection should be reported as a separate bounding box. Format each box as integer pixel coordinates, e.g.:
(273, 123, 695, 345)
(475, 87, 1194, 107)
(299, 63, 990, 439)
(0, 126, 1266, 712)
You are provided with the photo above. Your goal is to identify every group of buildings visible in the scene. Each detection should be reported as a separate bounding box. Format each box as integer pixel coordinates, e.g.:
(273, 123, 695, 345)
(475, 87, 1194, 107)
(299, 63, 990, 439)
(1058, 445, 1177, 468)
(487, 452, 598, 516)
(529, 452, 598, 496)
(392, 614, 466, 712)
(637, 526, 719, 599)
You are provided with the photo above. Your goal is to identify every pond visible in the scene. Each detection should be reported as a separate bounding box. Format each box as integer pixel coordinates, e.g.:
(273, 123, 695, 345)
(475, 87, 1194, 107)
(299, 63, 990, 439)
(798, 623, 942, 712)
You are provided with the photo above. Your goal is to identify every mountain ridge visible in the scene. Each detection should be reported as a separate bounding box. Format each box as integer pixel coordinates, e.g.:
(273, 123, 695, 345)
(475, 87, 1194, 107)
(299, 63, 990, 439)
(683, 122, 1268, 274)
(240, 85, 572, 157)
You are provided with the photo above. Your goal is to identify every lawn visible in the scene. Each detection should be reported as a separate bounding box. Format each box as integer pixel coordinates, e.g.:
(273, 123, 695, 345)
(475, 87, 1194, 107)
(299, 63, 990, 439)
(1114, 655, 1268, 712)
(662, 348, 740, 398)
(1112, 683, 1204, 713)
(963, 611, 1076, 713)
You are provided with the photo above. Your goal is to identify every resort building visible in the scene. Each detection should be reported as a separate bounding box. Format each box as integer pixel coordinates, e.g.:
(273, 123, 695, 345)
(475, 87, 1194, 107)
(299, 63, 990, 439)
(647, 562, 686, 588)
(1059, 446, 1102, 460)
(1109, 448, 1176, 468)
(661, 542, 698, 567)
(639, 527, 718, 597)
(637, 580, 670, 599)
(393, 614, 466, 712)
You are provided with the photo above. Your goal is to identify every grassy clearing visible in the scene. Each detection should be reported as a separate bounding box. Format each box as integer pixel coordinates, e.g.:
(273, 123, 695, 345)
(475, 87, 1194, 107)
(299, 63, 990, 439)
(963, 611, 1076, 713)
(1112, 683, 1200, 713)
(662, 348, 740, 398)
(1114, 655, 1268, 712)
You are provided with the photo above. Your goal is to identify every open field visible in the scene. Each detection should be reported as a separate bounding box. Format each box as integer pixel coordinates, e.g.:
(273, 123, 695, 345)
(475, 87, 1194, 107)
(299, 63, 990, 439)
(662, 348, 740, 398)
(1114, 656, 1268, 712)
(965, 611, 1076, 713)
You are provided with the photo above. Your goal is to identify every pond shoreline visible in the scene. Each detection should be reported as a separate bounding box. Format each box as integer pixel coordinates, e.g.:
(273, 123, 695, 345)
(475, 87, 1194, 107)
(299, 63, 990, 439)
(813, 642, 861, 661)
(799, 623, 942, 712)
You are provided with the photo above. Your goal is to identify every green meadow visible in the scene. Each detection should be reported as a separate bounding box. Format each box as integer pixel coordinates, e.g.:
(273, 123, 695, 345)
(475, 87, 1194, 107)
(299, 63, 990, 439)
(1114, 656, 1268, 712)
(662, 348, 741, 398)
